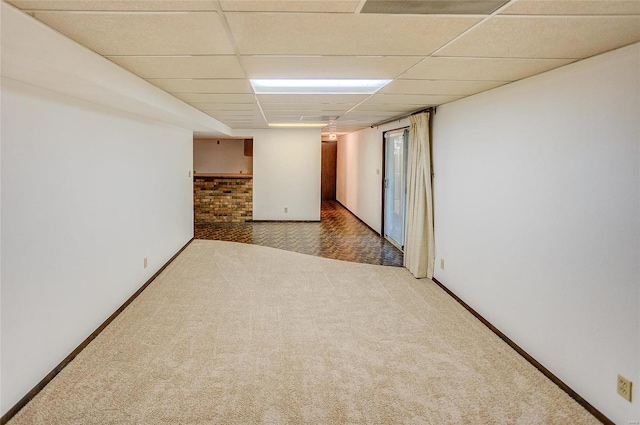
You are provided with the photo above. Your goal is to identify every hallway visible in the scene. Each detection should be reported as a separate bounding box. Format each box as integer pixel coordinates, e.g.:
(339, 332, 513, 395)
(195, 201, 403, 266)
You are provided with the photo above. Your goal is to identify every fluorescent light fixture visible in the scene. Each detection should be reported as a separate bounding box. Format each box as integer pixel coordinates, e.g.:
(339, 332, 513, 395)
(268, 123, 327, 128)
(251, 79, 391, 94)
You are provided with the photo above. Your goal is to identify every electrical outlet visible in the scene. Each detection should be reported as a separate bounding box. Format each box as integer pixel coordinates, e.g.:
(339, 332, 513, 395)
(618, 374, 632, 402)
(143, 257, 148, 269)
(284, 207, 288, 213)
(440, 259, 445, 270)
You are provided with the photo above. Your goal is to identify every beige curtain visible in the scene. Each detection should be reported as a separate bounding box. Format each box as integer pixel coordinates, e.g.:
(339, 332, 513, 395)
(404, 112, 434, 279)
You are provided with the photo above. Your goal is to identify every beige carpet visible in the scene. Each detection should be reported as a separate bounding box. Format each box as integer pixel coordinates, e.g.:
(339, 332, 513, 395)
(10, 240, 599, 424)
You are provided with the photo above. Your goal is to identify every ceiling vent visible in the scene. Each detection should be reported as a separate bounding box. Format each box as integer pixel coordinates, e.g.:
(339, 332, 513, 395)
(360, 0, 510, 15)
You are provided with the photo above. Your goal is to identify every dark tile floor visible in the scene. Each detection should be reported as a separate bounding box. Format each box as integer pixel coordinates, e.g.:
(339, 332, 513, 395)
(195, 200, 404, 266)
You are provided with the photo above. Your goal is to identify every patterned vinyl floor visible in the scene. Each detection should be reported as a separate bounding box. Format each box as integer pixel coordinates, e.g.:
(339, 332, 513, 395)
(195, 201, 404, 266)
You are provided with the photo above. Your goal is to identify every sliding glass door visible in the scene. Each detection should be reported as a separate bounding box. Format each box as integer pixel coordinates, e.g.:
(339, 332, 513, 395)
(383, 129, 408, 250)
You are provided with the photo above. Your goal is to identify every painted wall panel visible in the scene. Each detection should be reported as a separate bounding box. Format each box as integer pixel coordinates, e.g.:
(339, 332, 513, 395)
(0, 78, 194, 415)
(193, 138, 253, 174)
(247, 128, 321, 221)
(432, 43, 640, 424)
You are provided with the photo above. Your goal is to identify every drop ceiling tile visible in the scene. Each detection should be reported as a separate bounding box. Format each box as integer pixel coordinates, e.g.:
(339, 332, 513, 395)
(191, 103, 259, 112)
(332, 118, 377, 124)
(220, 1, 360, 13)
(242, 55, 423, 79)
(257, 94, 369, 104)
(226, 13, 480, 55)
(175, 93, 257, 103)
(400, 57, 576, 81)
(215, 120, 266, 126)
(224, 121, 267, 124)
(380, 79, 507, 95)
(300, 116, 332, 121)
(217, 121, 266, 126)
(107, 56, 245, 79)
(265, 110, 345, 117)
(264, 116, 307, 122)
(6, 1, 217, 11)
(34, 12, 233, 55)
(501, 1, 640, 15)
(263, 113, 303, 120)
(224, 123, 268, 129)
(332, 125, 368, 130)
(146, 79, 253, 93)
(354, 104, 420, 112)
(212, 120, 265, 126)
(437, 16, 640, 59)
(218, 120, 263, 124)
(344, 110, 412, 117)
(206, 110, 262, 117)
(207, 111, 263, 120)
(364, 94, 463, 105)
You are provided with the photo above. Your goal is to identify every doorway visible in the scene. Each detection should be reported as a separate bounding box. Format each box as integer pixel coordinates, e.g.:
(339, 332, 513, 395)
(321, 141, 337, 201)
(383, 129, 409, 250)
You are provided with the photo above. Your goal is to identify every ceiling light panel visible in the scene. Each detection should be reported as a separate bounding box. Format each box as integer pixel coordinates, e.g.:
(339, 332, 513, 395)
(146, 79, 253, 94)
(500, 1, 640, 15)
(220, 1, 360, 13)
(257, 94, 370, 104)
(380, 79, 507, 95)
(436, 16, 640, 59)
(225, 13, 480, 55)
(360, 0, 509, 15)
(242, 56, 423, 79)
(400, 57, 576, 81)
(106, 55, 245, 79)
(34, 12, 234, 56)
(5, 1, 218, 11)
(259, 103, 358, 111)
(250, 79, 391, 94)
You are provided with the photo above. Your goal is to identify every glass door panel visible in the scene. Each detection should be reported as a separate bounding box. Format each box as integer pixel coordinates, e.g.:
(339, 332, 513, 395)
(384, 129, 408, 249)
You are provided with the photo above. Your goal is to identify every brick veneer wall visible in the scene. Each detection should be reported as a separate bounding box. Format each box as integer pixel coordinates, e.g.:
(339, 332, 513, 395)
(194, 177, 253, 223)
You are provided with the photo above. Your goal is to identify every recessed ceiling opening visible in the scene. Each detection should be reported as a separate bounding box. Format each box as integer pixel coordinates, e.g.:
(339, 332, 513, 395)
(360, 0, 510, 15)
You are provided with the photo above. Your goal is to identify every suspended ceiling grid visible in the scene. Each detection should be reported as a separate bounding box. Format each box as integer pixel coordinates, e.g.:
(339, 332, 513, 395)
(5, 0, 640, 134)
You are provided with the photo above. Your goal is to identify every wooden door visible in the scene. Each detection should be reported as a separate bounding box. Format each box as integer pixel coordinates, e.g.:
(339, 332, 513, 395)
(321, 141, 337, 201)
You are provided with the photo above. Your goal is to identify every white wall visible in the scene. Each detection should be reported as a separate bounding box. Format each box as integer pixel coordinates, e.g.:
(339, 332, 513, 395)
(336, 119, 409, 233)
(0, 78, 194, 415)
(244, 128, 321, 221)
(193, 138, 252, 174)
(432, 43, 640, 424)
